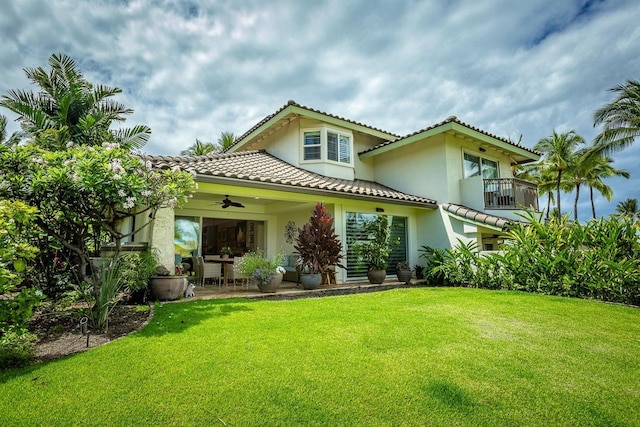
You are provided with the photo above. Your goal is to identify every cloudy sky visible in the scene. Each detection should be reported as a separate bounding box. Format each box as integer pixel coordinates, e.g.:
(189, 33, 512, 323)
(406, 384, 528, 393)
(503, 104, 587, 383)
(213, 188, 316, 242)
(1, 0, 639, 220)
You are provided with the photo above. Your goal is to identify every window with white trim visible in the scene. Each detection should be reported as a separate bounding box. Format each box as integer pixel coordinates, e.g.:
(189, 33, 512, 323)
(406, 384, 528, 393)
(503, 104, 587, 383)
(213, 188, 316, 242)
(464, 152, 498, 179)
(301, 127, 353, 165)
(303, 131, 321, 160)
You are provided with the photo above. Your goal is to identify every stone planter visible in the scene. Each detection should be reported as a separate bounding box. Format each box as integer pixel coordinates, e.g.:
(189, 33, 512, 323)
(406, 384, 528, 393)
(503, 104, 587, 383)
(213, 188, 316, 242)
(396, 269, 413, 284)
(367, 269, 386, 284)
(300, 273, 322, 290)
(257, 272, 283, 293)
(150, 276, 187, 301)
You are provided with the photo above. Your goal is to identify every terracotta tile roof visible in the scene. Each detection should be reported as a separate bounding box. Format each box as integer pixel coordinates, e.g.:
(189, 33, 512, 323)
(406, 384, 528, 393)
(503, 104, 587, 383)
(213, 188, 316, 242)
(148, 150, 437, 208)
(359, 116, 540, 157)
(227, 100, 399, 151)
(442, 203, 517, 230)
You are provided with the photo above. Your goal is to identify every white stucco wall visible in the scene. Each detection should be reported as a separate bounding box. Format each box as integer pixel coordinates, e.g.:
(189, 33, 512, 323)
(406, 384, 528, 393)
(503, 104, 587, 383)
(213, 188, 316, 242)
(151, 207, 176, 271)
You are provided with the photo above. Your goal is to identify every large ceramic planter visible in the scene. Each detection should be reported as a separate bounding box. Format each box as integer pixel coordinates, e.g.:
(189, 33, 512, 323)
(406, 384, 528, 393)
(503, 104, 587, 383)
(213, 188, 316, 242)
(300, 273, 322, 290)
(257, 272, 283, 293)
(150, 276, 187, 301)
(396, 269, 412, 284)
(367, 269, 386, 284)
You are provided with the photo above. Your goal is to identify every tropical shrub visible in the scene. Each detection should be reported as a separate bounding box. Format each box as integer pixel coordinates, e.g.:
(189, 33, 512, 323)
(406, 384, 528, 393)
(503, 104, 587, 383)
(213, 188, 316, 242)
(294, 203, 344, 278)
(418, 246, 447, 286)
(432, 211, 640, 305)
(0, 201, 43, 333)
(0, 326, 38, 370)
(236, 250, 286, 285)
(0, 200, 43, 369)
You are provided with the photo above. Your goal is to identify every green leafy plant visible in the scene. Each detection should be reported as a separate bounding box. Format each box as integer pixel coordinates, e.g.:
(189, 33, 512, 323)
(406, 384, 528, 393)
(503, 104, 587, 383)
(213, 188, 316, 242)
(236, 250, 286, 285)
(0, 326, 38, 370)
(397, 261, 411, 271)
(0, 200, 44, 335)
(219, 246, 233, 257)
(429, 211, 640, 305)
(294, 203, 344, 277)
(353, 215, 399, 271)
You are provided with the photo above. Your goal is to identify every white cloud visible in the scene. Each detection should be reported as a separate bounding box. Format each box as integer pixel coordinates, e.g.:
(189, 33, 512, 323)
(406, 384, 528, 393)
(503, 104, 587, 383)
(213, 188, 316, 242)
(1, 0, 638, 219)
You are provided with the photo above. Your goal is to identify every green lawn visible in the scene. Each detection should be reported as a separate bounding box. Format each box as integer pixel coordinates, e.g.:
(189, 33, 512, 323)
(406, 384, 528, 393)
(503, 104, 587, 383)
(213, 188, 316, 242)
(2, 288, 639, 426)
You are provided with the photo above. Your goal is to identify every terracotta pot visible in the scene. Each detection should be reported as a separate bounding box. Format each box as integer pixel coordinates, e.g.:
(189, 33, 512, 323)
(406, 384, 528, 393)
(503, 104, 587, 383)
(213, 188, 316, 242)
(300, 273, 322, 290)
(222, 254, 229, 260)
(257, 272, 283, 293)
(150, 276, 187, 301)
(397, 270, 413, 283)
(367, 269, 386, 284)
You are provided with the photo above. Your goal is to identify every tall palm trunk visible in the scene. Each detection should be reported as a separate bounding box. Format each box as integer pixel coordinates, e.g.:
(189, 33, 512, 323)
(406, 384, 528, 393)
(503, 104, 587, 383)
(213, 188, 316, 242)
(556, 170, 562, 218)
(573, 183, 581, 221)
(546, 194, 552, 220)
(590, 186, 596, 218)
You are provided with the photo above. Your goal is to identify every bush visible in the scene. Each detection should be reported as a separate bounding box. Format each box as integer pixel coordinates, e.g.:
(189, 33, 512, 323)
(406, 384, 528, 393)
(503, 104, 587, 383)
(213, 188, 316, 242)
(433, 212, 640, 305)
(0, 327, 37, 370)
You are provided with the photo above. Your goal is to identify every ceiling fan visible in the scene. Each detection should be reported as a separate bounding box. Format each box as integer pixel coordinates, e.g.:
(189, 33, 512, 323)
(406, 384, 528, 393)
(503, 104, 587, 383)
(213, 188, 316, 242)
(217, 195, 245, 209)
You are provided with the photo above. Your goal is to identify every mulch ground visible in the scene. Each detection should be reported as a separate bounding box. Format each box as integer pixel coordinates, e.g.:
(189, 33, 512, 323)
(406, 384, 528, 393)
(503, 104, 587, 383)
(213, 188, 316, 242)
(28, 304, 153, 363)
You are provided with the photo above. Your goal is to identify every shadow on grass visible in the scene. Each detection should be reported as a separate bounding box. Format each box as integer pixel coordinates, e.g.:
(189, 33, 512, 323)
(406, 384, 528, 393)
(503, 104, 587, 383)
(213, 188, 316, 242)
(426, 380, 477, 413)
(137, 297, 254, 337)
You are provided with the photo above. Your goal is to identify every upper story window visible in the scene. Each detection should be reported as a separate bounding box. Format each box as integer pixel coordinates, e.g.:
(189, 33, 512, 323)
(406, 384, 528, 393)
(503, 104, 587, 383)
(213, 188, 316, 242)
(303, 131, 321, 160)
(464, 152, 498, 179)
(301, 127, 353, 165)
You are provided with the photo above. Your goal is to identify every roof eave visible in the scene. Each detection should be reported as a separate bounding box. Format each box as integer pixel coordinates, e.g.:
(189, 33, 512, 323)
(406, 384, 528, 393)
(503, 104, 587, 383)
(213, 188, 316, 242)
(229, 105, 398, 153)
(360, 121, 540, 162)
(194, 174, 438, 209)
(359, 122, 455, 159)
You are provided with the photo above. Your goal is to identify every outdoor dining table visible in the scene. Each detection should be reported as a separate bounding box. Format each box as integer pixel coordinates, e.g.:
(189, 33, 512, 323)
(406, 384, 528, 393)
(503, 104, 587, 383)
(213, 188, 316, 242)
(206, 258, 234, 285)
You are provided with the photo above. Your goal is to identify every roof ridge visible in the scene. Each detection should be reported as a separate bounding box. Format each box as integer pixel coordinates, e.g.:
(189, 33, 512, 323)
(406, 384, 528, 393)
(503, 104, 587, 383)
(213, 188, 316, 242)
(227, 100, 399, 151)
(360, 116, 540, 156)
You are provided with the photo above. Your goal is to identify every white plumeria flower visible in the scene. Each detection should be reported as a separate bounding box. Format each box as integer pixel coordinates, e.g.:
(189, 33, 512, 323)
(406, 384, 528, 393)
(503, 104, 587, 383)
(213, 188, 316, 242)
(118, 189, 127, 198)
(66, 141, 74, 148)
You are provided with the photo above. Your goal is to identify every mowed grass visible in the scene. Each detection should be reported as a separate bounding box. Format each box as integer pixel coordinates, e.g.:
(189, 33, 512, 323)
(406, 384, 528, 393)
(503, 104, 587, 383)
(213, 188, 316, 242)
(1, 288, 639, 426)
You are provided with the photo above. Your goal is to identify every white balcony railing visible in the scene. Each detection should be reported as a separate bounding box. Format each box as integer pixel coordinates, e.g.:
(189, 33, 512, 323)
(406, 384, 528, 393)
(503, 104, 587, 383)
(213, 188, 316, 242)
(483, 178, 538, 210)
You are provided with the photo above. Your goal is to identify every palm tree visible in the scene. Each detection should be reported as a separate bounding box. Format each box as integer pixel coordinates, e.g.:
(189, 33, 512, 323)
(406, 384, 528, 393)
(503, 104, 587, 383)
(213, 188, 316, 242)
(593, 79, 640, 156)
(584, 155, 629, 218)
(516, 163, 557, 220)
(533, 130, 585, 218)
(180, 139, 217, 156)
(0, 53, 150, 150)
(614, 198, 640, 220)
(218, 131, 235, 151)
(0, 115, 23, 147)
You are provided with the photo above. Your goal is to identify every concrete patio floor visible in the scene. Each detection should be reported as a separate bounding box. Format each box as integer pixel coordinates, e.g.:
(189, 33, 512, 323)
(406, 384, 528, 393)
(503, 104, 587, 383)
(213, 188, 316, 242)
(182, 278, 427, 302)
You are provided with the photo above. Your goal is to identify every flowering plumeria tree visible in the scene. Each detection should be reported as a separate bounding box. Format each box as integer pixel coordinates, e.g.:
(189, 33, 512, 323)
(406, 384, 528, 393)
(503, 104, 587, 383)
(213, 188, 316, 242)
(0, 140, 194, 295)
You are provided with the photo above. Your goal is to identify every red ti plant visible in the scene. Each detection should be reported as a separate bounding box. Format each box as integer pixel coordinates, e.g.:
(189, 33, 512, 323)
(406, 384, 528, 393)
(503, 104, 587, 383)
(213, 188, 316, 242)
(294, 202, 344, 283)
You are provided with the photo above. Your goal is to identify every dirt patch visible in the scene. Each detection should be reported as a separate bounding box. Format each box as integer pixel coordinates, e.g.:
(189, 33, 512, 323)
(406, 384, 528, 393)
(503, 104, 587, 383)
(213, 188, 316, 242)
(28, 304, 153, 363)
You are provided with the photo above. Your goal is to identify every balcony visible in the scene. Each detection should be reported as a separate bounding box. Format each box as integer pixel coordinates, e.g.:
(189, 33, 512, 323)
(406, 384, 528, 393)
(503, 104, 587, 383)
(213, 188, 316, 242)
(483, 178, 538, 210)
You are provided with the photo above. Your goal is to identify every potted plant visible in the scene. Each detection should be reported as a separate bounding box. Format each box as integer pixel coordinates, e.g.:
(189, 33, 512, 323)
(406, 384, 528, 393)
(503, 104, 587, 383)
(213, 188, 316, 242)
(235, 250, 286, 293)
(354, 215, 400, 284)
(220, 246, 233, 260)
(149, 265, 188, 301)
(414, 264, 425, 280)
(294, 202, 344, 290)
(396, 261, 412, 283)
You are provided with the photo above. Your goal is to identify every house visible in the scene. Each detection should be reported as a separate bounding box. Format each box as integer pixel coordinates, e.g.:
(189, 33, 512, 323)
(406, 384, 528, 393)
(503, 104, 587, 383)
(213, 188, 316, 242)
(142, 100, 540, 283)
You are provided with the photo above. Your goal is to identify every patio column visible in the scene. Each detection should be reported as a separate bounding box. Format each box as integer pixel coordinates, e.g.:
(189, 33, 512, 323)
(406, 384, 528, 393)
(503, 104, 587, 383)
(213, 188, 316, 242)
(151, 207, 175, 272)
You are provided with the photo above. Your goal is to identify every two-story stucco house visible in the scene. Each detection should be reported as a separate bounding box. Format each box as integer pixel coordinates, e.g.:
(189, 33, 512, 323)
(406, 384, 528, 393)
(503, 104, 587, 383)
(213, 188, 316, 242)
(142, 100, 539, 284)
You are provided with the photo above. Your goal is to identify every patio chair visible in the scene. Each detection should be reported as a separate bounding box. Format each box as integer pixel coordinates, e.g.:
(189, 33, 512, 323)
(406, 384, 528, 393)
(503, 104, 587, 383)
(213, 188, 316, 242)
(203, 262, 223, 287)
(229, 256, 249, 288)
(192, 256, 205, 287)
